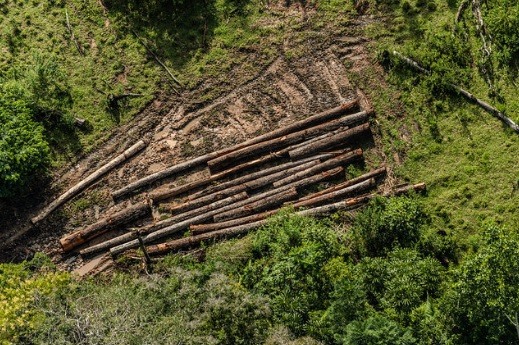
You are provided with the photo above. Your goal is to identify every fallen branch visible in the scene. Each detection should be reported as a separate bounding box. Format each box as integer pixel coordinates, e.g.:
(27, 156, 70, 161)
(32, 140, 147, 225)
(131, 30, 182, 87)
(112, 101, 359, 199)
(390, 50, 519, 133)
(65, 9, 84, 55)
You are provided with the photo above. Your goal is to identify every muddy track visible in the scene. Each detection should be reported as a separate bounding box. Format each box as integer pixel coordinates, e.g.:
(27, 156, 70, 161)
(0, 14, 396, 265)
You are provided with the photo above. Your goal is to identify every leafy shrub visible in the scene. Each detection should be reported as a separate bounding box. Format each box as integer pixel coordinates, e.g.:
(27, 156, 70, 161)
(442, 226, 519, 344)
(242, 211, 344, 335)
(29, 269, 272, 345)
(0, 253, 69, 344)
(349, 196, 427, 257)
(0, 97, 50, 198)
(341, 314, 416, 345)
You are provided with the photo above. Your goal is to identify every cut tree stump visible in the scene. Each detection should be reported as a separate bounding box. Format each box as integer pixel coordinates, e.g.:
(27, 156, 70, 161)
(60, 201, 151, 252)
(32, 140, 147, 225)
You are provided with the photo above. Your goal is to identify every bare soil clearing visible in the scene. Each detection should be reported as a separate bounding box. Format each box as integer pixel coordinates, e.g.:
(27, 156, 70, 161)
(0, 14, 400, 270)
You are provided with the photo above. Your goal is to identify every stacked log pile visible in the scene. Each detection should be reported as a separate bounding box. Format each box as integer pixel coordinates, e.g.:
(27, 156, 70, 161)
(57, 97, 425, 263)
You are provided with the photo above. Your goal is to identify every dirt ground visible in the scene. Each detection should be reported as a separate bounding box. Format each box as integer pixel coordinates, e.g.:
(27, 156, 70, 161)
(0, 12, 396, 268)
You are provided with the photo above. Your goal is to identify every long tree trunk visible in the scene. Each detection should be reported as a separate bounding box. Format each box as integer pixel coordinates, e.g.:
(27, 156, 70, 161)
(213, 187, 299, 222)
(273, 149, 363, 187)
(188, 152, 337, 200)
(111, 100, 359, 199)
(207, 111, 369, 171)
(163, 160, 320, 214)
(297, 166, 386, 202)
(80, 231, 137, 256)
(60, 200, 151, 252)
(292, 178, 375, 208)
(190, 210, 278, 235)
(390, 50, 519, 133)
(288, 123, 370, 159)
(32, 140, 147, 225)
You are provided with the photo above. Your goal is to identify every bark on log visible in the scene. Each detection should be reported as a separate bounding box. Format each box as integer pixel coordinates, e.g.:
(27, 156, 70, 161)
(60, 201, 151, 252)
(390, 50, 519, 133)
(80, 231, 137, 256)
(148, 219, 268, 255)
(190, 210, 277, 235)
(298, 166, 386, 202)
(143, 183, 427, 255)
(144, 192, 249, 234)
(212, 166, 344, 222)
(273, 149, 362, 187)
(110, 166, 342, 256)
(207, 111, 368, 171)
(292, 178, 375, 209)
(213, 187, 299, 222)
(32, 140, 147, 225)
(191, 180, 421, 236)
(288, 123, 370, 159)
(111, 101, 359, 199)
(188, 153, 336, 200)
(163, 160, 320, 214)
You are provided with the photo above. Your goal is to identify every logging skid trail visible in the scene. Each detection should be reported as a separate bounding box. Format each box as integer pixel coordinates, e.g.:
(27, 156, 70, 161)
(0, 13, 419, 274)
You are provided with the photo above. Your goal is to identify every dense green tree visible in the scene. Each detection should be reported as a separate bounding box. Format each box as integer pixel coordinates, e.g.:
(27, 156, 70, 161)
(341, 315, 416, 345)
(0, 97, 49, 198)
(349, 196, 427, 257)
(443, 226, 519, 344)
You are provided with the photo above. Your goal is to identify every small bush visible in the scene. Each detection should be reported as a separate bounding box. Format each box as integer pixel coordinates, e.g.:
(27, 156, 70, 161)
(349, 196, 427, 257)
(0, 97, 50, 198)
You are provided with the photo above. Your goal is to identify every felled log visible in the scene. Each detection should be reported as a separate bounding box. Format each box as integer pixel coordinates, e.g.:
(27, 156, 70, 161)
(211, 166, 344, 222)
(188, 153, 335, 200)
(288, 123, 370, 159)
(192, 180, 423, 236)
(274, 149, 363, 187)
(32, 140, 147, 225)
(190, 210, 277, 235)
(111, 101, 359, 199)
(163, 160, 320, 214)
(80, 231, 137, 257)
(298, 166, 386, 202)
(191, 170, 371, 235)
(213, 187, 299, 222)
(207, 110, 369, 171)
(110, 166, 341, 256)
(145, 183, 427, 255)
(299, 182, 427, 217)
(146, 192, 249, 234)
(292, 178, 375, 209)
(390, 50, 519, 133)
(60, 201, 151, 252)
(148, 219, 268, 255)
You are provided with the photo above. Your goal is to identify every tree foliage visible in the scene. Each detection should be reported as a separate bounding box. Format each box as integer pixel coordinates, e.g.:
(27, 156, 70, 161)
(0, 97, 49, 198)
